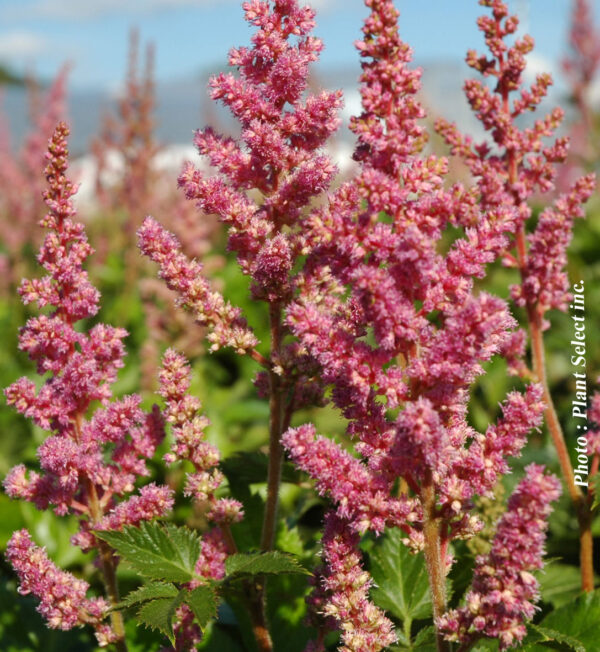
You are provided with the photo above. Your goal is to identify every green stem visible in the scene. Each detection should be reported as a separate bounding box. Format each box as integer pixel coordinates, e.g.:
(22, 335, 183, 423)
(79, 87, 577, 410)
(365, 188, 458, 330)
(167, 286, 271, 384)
(260, 302, 285, 552)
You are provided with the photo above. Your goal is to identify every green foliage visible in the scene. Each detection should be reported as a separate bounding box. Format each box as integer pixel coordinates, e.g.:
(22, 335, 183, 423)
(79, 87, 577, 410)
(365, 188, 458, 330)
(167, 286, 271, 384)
(538, 562, 586, 608)
(117, 581, 179, 608)
(106, 522, 308, 645)
(369, 528, 432, 647)
(186, 586, 220, 629)
(526, 625, 586, 652)
(96, 522, 201, 583)
(224, 551, 311, 581)
(527, 589, 600, 650)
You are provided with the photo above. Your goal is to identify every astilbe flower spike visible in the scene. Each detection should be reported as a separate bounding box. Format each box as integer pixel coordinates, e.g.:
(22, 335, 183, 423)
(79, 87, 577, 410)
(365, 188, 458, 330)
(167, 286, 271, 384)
(439, 464, 561, 650)
(3, 123, 173, 650)
(283, 1, 557, 649)
(435, 0, 596, 592)
(139, 3, 346, 650)
(152, 348, 243, 650)
(6, 530, 108, 633)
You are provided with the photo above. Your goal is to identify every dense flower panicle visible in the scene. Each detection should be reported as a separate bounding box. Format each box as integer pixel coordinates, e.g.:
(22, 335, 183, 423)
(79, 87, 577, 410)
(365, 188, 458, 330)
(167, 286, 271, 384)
(512, 174, 596, 314)
(159, 349, 243, 524)
(283, 424, 419, 537)
(283, 1, 561, 646)
(312, 512, 397, 652)
(436, 0, 595, 326)
(6, 530, 108, 632)
(439, 465, 561, 650)
(3, 123, 171, 639)
(96, 483, 175, 531)
(461, 384, 545, 495)
(138, 217, 258, 354)
(162, 0, 343, 301)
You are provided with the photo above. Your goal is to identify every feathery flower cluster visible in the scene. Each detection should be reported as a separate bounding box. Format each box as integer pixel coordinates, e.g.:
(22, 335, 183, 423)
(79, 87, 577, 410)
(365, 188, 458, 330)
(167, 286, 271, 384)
(439, 465, 561, 650)
(138, 217, 257, 354)
(436, 0, 596, 328)
(6, 529, 108, 631)
(0, 67, 68, 290)
(282, 0, 556, 646)
(3, 123, 173, 642)
(314, 512, 397, 652)
(140, 0, 343, 381)
(157, 348, 243, 650)
(159, 348, 243, 525)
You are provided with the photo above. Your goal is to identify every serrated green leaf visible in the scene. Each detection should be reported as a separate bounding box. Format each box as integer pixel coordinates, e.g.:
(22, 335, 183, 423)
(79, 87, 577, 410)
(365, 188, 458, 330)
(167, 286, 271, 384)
(136, 591, 185, 644)
(538, 562, 584, 608)
(224, 551, 310, 580)
(185, 585, 219, 629)
(369, 528, 432, 623)
(534, 589, 600, 650)
(117, 582, 178, 609)
(96, 521, 201, 583)
(528, 624, 586, 652)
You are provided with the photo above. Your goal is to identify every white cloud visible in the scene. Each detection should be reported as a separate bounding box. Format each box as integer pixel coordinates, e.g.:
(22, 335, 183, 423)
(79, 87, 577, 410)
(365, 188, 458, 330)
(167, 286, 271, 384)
(0, 30, 47, 60)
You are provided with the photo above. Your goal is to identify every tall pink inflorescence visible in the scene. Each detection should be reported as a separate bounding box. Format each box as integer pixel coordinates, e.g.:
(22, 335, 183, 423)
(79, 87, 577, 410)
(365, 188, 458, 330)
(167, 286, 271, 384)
(159, 348, 243, 530)
(283, 0, 557, 648)
(435, 0, 596, 331)
(3, 122, 173, 646)
(139, 0, 342, 347)
(6, 530, 108, 632)
(439, 465, 561, 650)
(435, 0, 596, 593)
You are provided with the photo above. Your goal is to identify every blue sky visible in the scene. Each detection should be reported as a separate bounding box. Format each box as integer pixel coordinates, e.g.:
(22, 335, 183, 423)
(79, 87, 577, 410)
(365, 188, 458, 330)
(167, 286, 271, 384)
(0, 0, 594, 92)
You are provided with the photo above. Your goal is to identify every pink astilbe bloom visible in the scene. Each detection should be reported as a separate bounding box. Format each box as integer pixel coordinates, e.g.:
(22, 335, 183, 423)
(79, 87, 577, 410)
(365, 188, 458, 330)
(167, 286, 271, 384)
(159, 348, 242, 523)
(141, 0, 343, 385)
(286, 0, 540, 547)
(513, 174, 596, 313)
(157, 349, 242, 650)
(6, 529, 108, 631)
(283, 1, 557, 647)
(3, 123, 172, 640)
(314, 512, 397, 652)
(436, 0, 596, 330)
(283, 424, 419, 536)
(138, 217, 257, 354)
(439, 465, 561, 650)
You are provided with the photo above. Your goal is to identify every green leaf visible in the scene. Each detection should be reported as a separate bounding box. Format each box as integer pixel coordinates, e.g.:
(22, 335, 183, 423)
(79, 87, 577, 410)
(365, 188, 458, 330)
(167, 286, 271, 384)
(224, 552, 311, 580)
(534, 589, 600, 650)
(136, 591, 185, 644)
(538, 563, 584, 608)
(185, 585, 219, 629)
(96, 522, 201, 583)
(369, 528, 431, 623)
(117, 582, 179, 609)
(527, 624, 586, 652)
